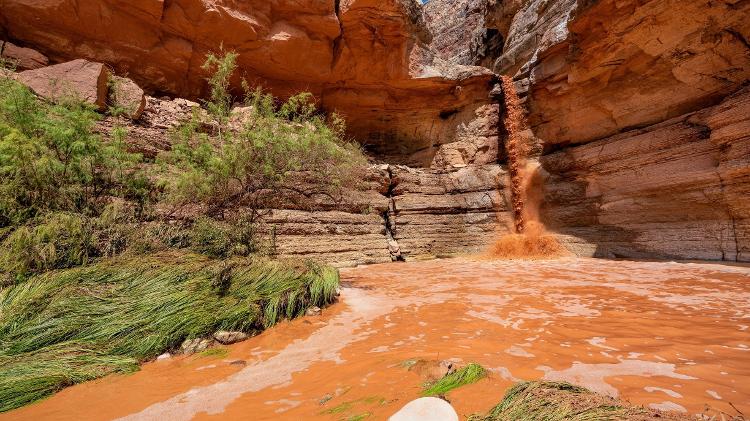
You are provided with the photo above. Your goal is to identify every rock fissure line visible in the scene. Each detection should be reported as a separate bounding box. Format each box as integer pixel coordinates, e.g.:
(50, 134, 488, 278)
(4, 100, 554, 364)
(331, 0, 345, 70)
(725, 28, 750, 51)
(716, 168, 740, 262)
(382, 165, 403, 261)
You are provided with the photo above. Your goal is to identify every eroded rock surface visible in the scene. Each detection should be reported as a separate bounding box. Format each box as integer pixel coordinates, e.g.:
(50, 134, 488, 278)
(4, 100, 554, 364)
(541, 87, 750, 261)
(389, 164, 511, 260)
(477, 0, 750, 146)
(424, 0, 750, 261)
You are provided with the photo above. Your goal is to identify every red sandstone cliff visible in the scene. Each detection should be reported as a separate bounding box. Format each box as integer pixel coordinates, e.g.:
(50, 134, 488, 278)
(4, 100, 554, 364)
(0, 0, 498, 166)
(425, 0, 750, 262)
(3, 0, 749, 262)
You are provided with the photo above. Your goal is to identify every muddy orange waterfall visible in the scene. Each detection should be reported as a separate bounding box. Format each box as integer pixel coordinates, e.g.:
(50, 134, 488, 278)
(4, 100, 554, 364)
(499, 75, 528, 235)
(492, 76, 566, 259)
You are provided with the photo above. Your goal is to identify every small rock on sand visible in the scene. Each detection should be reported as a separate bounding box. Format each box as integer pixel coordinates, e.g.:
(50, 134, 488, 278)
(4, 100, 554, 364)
(180, 338, 214, 354)
(213, 331, 249, 345)
(305, 306, 322, 316)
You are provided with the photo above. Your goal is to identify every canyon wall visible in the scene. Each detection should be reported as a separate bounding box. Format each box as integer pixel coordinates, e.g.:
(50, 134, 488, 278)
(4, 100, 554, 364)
(541, 87, 750, 261)
(0, 0, 499, 166)
(3, 0, 750, 262)
(425, 0, 750, 262)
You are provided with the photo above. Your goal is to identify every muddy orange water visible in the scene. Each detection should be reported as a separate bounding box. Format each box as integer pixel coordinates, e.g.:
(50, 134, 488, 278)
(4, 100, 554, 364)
(4, 258, 750, 420)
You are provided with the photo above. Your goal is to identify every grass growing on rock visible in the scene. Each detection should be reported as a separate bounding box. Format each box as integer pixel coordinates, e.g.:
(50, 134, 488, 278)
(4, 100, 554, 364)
(0, 252, 339, 412)
(469, 381, 690, 421)
(422, 362, 487, 396)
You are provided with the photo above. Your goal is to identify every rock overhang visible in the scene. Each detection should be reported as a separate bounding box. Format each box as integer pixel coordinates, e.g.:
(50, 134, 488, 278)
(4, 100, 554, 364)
(0, 0, 499, 166)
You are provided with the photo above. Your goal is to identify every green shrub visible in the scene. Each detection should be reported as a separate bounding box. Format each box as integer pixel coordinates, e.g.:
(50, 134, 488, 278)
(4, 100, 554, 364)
(160, 52, 367, 219)
(0, 75, 147, 226)
(1, 51, 364, 280)
(202, 50, 238, 140)
(0, 213, 96, 284)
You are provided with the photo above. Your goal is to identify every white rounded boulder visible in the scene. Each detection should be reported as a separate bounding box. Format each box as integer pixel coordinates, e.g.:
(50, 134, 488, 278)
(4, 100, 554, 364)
(388, 397, 459, 421)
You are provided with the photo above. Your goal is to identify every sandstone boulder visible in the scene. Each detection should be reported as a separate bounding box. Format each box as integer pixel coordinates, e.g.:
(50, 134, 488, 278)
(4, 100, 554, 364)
(408, 359, 456, 382)
(17, 59, 109, 110)
(0, 40, 49, 70)
(109, 75, 146, 119)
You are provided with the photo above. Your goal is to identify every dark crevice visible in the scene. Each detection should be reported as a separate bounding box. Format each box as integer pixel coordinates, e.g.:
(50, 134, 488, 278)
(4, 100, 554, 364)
(472, 28, 505, 66)
(331, 0, 345, 70)
(716, 165, 740, 262)
(725, 28, 750, 51)
(439, 109, 459, 120)
(381, 165, 404, 261)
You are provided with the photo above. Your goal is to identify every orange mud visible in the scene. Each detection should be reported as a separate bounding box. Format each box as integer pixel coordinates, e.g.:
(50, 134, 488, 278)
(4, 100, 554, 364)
(3, 258, 749, 420)
(488, 221, 569, 260)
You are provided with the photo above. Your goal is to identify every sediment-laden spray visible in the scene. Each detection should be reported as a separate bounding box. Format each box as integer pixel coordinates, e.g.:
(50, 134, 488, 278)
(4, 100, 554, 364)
(499, 76, 527, 234)
(489, 76, 567, 259)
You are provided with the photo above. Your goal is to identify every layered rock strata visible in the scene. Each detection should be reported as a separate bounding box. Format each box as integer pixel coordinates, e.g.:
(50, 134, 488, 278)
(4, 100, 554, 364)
(541, 87, 750, 261)
(388, 164, 511, 260)
(425, 0, 750, 262)
(98, 96, 511, 267)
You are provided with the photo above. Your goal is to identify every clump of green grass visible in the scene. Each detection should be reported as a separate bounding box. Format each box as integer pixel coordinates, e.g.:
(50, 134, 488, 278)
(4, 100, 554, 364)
(199, 347, 229, 358)
(320, 396, 386, 420)
(0, 252, 339, 412)
(422, 362, 486, 396)
(469, 381, 653, 421)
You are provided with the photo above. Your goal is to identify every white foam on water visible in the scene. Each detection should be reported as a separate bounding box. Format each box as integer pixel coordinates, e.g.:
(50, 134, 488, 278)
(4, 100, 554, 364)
(644, 386, 683, 398)
(649, 401, 687, 412)
(536, 360, 697, 397)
